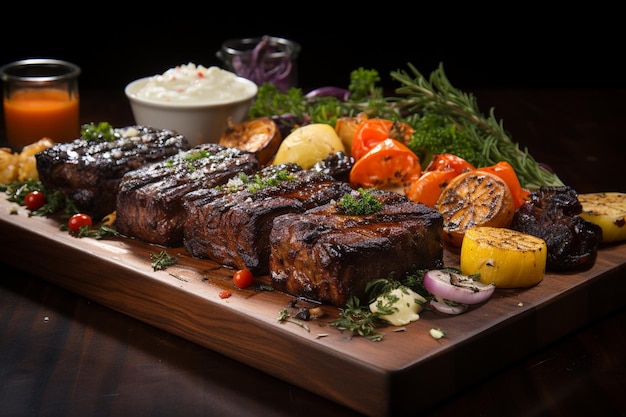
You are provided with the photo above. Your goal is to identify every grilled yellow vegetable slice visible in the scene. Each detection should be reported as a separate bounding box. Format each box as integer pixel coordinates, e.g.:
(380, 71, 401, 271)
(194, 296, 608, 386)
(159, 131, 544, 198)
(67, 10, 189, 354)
(460, 226, 547, 288)
(577, 192, 626, 243)
(436, 170, 515, 247)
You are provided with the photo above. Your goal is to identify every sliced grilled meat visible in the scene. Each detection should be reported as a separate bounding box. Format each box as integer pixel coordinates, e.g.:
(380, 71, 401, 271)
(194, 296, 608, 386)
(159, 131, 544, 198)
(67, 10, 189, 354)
(510, 185, 602, 271)
(183, 166, 353, 275)
(268, 189, 444, 307)
(36, 125, 189, 220)
(115, 144, 260, 247)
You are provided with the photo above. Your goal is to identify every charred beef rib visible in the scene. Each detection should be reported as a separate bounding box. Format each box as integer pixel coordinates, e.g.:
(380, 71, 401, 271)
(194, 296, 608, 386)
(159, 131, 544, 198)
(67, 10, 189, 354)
(36, 125, 189, 220)
(510, 185, 602, 271)
(115, 143, 260, 247)
(269, 189, 444, 307)
(183, 165, 353, 275)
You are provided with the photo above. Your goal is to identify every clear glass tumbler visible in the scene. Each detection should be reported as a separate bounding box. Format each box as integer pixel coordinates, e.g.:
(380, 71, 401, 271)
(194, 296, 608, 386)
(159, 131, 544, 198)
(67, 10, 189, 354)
(0, 58, 81, 149)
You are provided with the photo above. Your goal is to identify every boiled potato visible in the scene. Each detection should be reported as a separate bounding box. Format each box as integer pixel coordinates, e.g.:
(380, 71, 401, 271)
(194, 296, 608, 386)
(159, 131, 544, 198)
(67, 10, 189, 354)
(272, 123, 345, 169)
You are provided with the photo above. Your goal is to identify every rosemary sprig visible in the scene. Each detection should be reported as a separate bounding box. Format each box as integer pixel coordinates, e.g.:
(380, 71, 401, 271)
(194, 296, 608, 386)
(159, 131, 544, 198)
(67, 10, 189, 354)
(390, 63, 564, 189)
(150, 250, 177, 271)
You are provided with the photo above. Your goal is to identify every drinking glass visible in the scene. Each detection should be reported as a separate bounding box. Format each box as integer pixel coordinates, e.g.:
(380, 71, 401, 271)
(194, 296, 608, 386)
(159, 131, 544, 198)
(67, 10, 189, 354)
(1, 58, 81, 149)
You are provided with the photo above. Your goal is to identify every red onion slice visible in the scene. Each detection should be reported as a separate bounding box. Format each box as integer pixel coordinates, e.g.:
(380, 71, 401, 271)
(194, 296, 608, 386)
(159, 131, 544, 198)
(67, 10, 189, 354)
(423, 269, 495, 305)
(429, 296, 469, 315)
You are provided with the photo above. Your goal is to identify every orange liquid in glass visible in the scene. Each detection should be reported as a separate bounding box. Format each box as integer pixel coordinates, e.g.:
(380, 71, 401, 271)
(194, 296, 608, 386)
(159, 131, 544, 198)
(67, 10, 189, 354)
(3, 88, 79, 148)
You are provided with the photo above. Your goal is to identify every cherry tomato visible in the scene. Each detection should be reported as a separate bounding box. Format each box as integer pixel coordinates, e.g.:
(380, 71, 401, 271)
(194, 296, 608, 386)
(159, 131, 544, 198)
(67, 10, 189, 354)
(349, 138, 422, 189)
(233, 269, 254, 289)
(68, 213, 92, 232)
(24, 191, 46, 211)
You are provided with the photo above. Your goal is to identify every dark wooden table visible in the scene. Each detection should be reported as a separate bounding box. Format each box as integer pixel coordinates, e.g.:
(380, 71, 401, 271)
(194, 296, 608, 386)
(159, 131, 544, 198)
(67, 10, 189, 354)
(1, 87, 626, 417)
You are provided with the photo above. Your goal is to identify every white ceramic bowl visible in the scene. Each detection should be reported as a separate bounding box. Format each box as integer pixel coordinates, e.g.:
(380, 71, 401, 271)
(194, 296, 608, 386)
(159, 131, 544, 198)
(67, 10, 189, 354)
(124, 72, 257, 146)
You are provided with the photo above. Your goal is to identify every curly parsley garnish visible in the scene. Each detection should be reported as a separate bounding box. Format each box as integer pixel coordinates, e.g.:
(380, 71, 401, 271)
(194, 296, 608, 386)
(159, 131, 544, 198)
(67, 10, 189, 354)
(80, 122, 118, 142)
(338, 188, 383, 215)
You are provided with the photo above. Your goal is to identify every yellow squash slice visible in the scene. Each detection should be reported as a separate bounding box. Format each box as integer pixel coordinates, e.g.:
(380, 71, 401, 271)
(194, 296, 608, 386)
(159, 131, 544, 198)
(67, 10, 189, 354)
(577, 192, 626, 243)
(460, 226, 547, 288)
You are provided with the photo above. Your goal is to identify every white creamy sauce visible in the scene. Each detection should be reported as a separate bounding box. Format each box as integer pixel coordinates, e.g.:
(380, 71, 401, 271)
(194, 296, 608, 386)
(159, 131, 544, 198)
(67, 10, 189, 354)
(136, 63, 255, 104)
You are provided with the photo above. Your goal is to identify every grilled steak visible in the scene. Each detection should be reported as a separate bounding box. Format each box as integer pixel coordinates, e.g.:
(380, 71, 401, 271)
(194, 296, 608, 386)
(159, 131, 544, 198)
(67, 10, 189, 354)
(510, 185, 602, 271)
(36, 125, 189, 219)
(183, 165, 353, 275)
(269, 189, 444, 307)
(115, 143, 260, 247)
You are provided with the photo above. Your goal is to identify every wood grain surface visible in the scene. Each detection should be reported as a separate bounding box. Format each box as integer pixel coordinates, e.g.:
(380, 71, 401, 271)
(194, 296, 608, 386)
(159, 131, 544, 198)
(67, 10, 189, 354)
(2, 193, 624, 417)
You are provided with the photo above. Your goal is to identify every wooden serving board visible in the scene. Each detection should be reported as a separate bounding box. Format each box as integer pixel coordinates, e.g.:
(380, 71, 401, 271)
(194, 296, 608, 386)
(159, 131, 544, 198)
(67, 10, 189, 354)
(1, 194, 625, 417)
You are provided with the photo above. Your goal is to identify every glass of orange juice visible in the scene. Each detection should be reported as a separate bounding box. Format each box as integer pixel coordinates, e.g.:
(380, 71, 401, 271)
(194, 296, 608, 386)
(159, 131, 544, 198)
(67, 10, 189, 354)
(0, 58, 81, 149)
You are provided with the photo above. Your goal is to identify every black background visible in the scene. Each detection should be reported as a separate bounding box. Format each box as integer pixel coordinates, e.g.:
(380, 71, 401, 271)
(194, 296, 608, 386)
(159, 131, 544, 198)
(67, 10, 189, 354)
(2, 14, 623, 92)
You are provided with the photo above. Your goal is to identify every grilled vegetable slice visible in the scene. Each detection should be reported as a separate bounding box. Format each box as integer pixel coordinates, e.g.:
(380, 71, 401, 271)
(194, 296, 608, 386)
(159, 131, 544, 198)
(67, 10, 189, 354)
(349, 138, 421, 189)
(435, 170, 515, 247)
(577, 192, 626, 243)
(460, 226, 547, 288)
(219, 117, 282, 165)
(405, 168, 458, 208)
(334, 112, 368, 156)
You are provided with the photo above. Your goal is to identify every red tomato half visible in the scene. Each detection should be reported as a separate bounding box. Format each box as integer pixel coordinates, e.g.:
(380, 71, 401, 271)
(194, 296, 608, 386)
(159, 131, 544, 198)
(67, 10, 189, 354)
(426, 153, 475, 174)
(349, 138, 421, 189)
(24, 191, 46, 211)
(351, 119, 414, 161)
(405, 169, 459, 208)
(476, 161, 530, 209)
(68, 213, 92, 232)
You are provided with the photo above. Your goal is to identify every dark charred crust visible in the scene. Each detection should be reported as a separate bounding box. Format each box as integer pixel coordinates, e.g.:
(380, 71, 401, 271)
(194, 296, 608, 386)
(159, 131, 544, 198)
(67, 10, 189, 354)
(269, 189, 444, 307)
(510, 185, 602, 271)
(35, 125, 190, 219)
(115, 143, 260, 246)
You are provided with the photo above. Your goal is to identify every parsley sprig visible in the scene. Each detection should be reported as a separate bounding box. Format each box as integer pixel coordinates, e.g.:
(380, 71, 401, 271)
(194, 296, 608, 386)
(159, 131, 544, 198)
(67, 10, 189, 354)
(338, 188, 383, 215)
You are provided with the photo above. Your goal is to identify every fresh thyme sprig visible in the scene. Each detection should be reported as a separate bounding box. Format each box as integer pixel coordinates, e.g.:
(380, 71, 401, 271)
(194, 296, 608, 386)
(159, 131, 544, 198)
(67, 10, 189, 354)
(330, 297, 387, 342)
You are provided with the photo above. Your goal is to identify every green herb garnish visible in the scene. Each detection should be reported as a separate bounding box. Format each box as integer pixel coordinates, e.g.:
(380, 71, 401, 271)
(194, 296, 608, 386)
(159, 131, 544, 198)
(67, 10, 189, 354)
(80, 122, 118, 142)
(330, 297, 386, 342)
(219, 169, 294, 193)
(277, 309, 310, 332)
(150, 250, 177, 271)
(338, 188, 383, 215)
(250, 63, 563, 190)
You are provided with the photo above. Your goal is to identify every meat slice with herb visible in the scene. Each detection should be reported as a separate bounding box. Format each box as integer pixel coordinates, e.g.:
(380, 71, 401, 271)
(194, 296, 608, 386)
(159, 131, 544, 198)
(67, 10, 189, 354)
(269, 189, 444, 307)
(36, 125, 190, 220)
(115, 143, 260, 247)
(183, 165, 353, 275)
